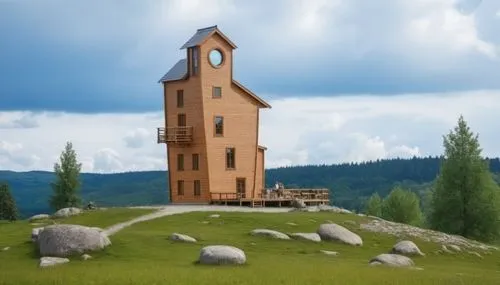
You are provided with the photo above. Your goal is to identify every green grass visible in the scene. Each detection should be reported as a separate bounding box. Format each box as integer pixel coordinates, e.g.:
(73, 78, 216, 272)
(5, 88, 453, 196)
(1, 209, 500, 285)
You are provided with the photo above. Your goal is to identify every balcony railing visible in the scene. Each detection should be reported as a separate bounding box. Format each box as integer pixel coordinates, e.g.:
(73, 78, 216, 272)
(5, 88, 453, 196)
(157, 126, 193, 144)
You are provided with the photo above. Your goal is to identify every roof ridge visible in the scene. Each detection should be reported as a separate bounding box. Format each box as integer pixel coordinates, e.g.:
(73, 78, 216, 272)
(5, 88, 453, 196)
(197, 25, 217, 32)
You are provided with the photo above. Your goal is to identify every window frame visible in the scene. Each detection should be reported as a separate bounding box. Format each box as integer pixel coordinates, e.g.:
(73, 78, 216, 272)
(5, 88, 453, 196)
(194, 180, 201, 196)
(176, 90, 184, 108)
(177, 153, 184, 171)
(177, 180, 184, 196)
(212, 86, 222, 98)
(214, 116, 224, 137)
(192, 153, 199, 171)
(226, 147, 236, 170)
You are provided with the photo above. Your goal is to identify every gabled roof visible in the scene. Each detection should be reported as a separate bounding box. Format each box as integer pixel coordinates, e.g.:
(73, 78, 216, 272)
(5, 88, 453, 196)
(180, 25, 237, 50)
(158, 59, 187, 83)
(232, 80, 271, 109)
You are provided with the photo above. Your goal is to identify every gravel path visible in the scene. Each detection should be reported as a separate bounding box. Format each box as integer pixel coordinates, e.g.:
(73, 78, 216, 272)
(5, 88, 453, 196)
(103, 205, 292, 236)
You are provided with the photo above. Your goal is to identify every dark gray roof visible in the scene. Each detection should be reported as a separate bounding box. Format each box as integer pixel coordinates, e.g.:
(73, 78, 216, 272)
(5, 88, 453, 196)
(158, 59, 187, 83)
(180, 25, 218, 49)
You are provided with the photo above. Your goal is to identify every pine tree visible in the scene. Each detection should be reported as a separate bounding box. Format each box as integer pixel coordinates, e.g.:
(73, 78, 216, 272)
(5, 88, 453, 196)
(0, 183, 18, 221)
(49, 141, 83, 210)
(382, 186, 423, 226)
(365, 192, 383, 217)
(429, 115, 500, 241)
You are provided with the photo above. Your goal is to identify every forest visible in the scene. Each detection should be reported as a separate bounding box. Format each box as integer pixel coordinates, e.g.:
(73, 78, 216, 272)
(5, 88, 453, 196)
(1, 156, 499, 218)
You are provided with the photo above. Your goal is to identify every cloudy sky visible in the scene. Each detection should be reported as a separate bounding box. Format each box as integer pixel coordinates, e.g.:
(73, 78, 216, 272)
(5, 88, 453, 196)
(1, 0, 499, 173)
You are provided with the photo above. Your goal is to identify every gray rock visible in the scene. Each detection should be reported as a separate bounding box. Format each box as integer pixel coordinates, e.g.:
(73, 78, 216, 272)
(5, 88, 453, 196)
(29, 214, 50, 222)
(199, 245, 246, 265)
(286, 222, 298, 226)
(38, 224, 111, 257)
(391, 240, 425, 256)
(441, 245, 453, 254)
(250, 229, 290, 240)
(468, 251, 483, 258)
(291, 198, 306, 209)
(369, 253, 415, 267)
(2, 247, 10, 251)
(317, 223, 363, 246)
(52, 207, 82, 218)
(32, 227, 44, 243)
(289, 233, 321, 242)
(170, 233, 197, 243)
(208, 214, 220, 218)
(39, 257, 70, 268)
(81, 254, 92, 260)
(320, 250, 338, 256)
(448, 244, 461, 252)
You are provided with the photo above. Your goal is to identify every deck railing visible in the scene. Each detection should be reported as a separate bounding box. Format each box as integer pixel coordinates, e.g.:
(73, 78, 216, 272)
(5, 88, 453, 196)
(157, 127, 193, 144)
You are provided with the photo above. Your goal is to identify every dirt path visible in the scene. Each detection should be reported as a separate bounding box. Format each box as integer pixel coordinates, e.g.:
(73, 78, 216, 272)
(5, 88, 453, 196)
(103, 205, 291, 236)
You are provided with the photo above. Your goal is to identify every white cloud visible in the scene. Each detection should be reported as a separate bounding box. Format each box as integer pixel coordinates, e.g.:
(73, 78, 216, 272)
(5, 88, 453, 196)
(3, 91, 499, 172)
(0, 112, 39, 129)
(123, 128, 151, 148)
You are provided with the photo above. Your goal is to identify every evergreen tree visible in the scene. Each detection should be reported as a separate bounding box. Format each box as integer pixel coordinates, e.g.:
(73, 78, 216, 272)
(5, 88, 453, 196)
(365, 192, 383, 217)
(429, 116, 500, 241)
(49, 142, 83, 210)
(382, 186, 423, 226)
(0, 183, 18, 221)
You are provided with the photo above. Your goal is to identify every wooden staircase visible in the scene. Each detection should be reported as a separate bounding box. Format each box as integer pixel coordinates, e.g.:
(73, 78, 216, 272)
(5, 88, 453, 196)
(251, 199, 264, 208)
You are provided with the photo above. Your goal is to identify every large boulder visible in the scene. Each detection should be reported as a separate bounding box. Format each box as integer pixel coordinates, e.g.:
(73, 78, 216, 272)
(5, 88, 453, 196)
(369, 253, 415, 267)
(29, 214, 50, 222)
(38, 224, 111, 257)
(289, 233, 321, 242)
(170, 233, 197, 243)
(250, 229, 290, 240)
(199, 245, 246, 265)
(391, 240, 425, 256)
(317, 223, 363, 246)
(291, 198, 307, 209)
(52, 207, 82, 218)
(39, 257, 70, 268)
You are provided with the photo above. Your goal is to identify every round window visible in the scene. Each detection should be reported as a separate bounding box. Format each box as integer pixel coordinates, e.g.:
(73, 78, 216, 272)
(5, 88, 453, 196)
(209, 49, 223, 67)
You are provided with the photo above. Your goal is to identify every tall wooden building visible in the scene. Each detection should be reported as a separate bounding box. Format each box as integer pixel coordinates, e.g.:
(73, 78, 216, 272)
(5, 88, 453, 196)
(157, 25, 271, 204)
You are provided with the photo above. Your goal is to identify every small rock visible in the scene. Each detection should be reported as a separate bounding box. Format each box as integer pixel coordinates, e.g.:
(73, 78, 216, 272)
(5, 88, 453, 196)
(208, 214, 220, 218)
(39, 257, 70, 268)
(52, 207, 82, 218)
(289, 233, 321, 242)
(250, 229, 290, 240)
(291, 198, 307, 209)
(2, 247, 10, 251)
(170, 233, 197, 243)
(410, 267, 424, 271)
(29, 214, 50, 222)
(357, 213, 366, 217)
(199, 245, 246, 265)
(200, 221, 209, 224)
(448, 244, 461, 252)
(81, 254, 92, 260)
(286, 222, 298, 226)
(441, 245, 453, 254)
(309, 219, 317, 222)
(369, 253, 415, 267)
(320, 250, 338, 256)
(391, 240, 425, 256)
(32, 227, 44, 243)
(317, 223, 363, 246)
(468, 251, 483, 258)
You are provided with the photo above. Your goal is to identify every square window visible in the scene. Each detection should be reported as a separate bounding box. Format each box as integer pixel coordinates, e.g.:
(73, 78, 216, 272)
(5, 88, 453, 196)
(213, 87, 222, 98)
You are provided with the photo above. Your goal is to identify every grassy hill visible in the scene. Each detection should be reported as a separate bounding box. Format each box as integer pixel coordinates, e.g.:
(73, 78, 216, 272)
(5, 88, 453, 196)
(2, 157, 500, 218)
(0, 208, 499, 284)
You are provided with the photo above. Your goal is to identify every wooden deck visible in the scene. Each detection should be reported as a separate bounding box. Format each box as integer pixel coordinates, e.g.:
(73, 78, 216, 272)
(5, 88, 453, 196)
(210, 188, 330, 208)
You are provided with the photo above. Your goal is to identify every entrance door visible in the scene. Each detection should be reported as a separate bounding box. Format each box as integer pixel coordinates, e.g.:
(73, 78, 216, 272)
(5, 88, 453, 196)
(236, 178, 246, 198)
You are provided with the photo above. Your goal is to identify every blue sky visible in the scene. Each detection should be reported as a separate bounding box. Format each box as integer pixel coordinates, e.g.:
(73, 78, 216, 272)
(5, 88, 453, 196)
(1, 0, 499, 113)
(1, 0, 500, 172)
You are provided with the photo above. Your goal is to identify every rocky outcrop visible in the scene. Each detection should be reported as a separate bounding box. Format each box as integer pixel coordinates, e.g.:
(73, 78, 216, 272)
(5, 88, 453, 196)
(369, 253, 415, 267)
(198, 245, 246, 265)
(169, 233, 197, 243)
(289, 233, 321, 242)
(250, 229, 290, 240)
(52, 207, 82, 218)
(38, 224, 111, 257)
(391, 240, 425, 256)
(32, 227, 44, 243)
(29, 214, 50, 222)
(317, 223, 362, 246)
(291, 198, 306, 209)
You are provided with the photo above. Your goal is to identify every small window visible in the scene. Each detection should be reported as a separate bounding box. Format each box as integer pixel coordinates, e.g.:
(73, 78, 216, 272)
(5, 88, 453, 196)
(177, 154, 184, 171)
(226, 147, 235, 169)
(214, 116, 223, 136)
(194, 180, 201, 196)
(191, 47, 199, 75)
(177, 90, 184, 108)
(213, 87, 222, 98)
(177, 180, 184, 196)
(178, 113, 186, 126)
(192, 154, 199, 171)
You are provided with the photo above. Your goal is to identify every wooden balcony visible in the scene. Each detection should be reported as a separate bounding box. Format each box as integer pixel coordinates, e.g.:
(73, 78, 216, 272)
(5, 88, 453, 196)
(157, 127, 193, 144)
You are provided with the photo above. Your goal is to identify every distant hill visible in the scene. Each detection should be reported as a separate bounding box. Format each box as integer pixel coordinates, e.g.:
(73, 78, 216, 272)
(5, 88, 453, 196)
(2, 157, 500, 218)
